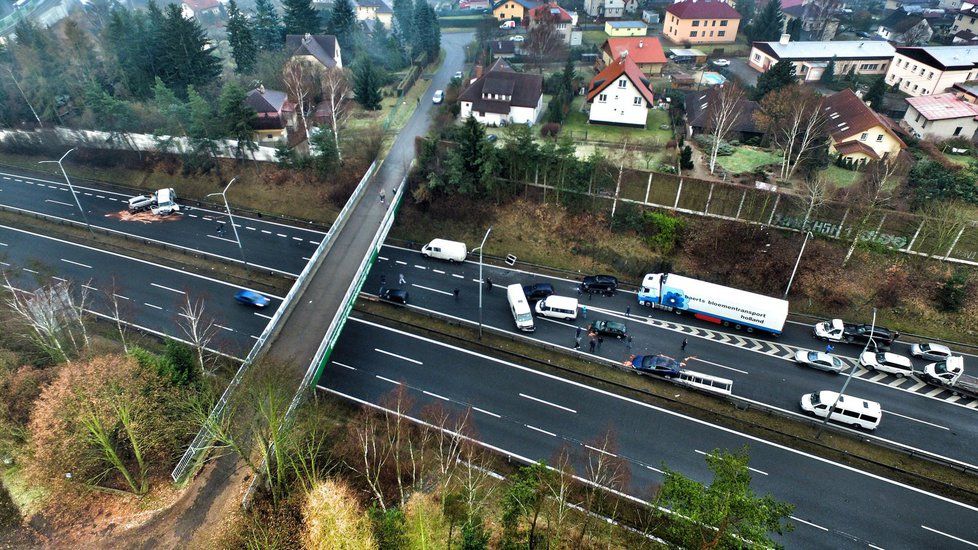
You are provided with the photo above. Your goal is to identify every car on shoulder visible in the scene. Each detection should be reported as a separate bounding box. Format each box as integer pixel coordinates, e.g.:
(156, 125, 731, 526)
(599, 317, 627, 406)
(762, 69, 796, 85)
(453, 71, 463, 80)
(859, 351, 914, 377)
(910, 342, 954, 362)
(522, 282, 555, 301)
(629, 354, 682, 377)
(380, 288, 409, 304)
(793, 350, 845, 373)
(432, 89, 445, 104)
(235, 289, 270, 308)
(712, 58, 730, 67)
(589, 320, 627, 339)
(580, 274, 618, 295)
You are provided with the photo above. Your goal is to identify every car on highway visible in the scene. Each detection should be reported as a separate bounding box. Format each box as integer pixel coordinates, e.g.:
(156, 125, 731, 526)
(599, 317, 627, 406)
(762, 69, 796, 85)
(235, 289, 271, 308)
(432, 90, 445, 104)
(589, 320, 627, 339)
(629, 354, 682, 377)
(910, 342, 954, 362)
(859, 351, 914, 377)
(712, 58, 730, 67)
(380, 288, 409, 304)
(580, 274, 618, 295)
(454, 71, 463, 80)
(793, 350, 845, 373)
(523, 283, 555, 301)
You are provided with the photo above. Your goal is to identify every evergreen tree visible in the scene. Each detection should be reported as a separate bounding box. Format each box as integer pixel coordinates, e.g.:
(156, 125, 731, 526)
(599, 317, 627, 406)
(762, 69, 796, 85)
(748, 0, 784, 42)
(151, 77, 190, 135)
(392, 0, 414, 44)
(226, 0, 258, 74)
(327, 0, 358, 50)
(753, 59, 795, 99)
(440, 116, 499, 196)
(411, 0, 440, 63)
(864, 75, 887, 112)
(680, 145, 694, 169)
(311, 127, 340, 175)
(736, 0, 756, 26)
(460, 517, 490, 550)
(157, 4, 221, 96)
(352, 58, 383, 109)
(253, 0, 284, 51)
(821, 57, 836, 84)
(283, 0, 320, 35)
(786, 17, 801, 40)
(102, 5, 161, 98)
(218, 81, 258, 158)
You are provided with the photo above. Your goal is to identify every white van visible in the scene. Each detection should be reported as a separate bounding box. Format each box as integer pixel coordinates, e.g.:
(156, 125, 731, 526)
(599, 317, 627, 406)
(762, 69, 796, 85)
(800, 391, 881, 431)
(421, 239, 467, 262)
(507, 284, 535, 332)
(534, 295, 578, 321)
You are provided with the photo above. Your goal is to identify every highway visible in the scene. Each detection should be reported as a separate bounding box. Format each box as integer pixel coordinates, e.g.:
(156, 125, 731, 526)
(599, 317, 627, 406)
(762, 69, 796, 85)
(320, 318, 978, 549)
(365, 244, 978, 471)
(0, 166, 325, 276)
(0, 222, 279, 357)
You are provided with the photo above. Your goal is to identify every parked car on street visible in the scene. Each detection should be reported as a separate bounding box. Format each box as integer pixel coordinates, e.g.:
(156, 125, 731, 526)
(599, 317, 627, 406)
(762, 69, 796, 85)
(523, 283, 555, 301)
(380, 288, 409, 304)
(629, 354, 682, 377)
(859, 351, 914, 377)
(432, 89, 444, 104)
(910, 342, 954, 362)
(793, 350, 845, 373)
(589, 320, 627, 339)
(235, 289, 270, 308)
(581, 275, 618, 295)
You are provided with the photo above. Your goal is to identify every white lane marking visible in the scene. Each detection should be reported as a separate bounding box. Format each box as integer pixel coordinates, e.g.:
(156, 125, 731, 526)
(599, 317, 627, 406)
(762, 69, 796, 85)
(524, 424, 558, 437)
(584, 444, 617, 457)
(411, 283, 453, 296)
(302, 257, 311, 261)
(144, 303, 163, 310)
(250, 335, 261, 340)
(261, 230, 272, 234)
(309, 240, 320, 245)
(423, 390, 451, 401)
(187, 214, 198, 218)
(374, 348, 423, 365)
(867, 544, 886, 550)
(96, 195, 105, 199)
(113, 293, 129, 300)
(52, 276, 66, 282)
(60, 258, 92, 269)
(378, 256, 389, 261)
(214, 324, 235, 332)
(0, 242, 6, 246)
(395, 260, 407, 265)
(376, 375, 401, 385)
(292, 237, 303, 241)
(350, 317, 978, 514)
(883, 410, 949, 430)
(433, 269, 445, 274)
(254, 312, 273, 320)
(695, 449, 768, 475)
(82, 284, 98, 291)
(151, 282, 185, 294)
(519, 393, 577, 413)
(206, 234, 239, 244)
(45, 199, 74, 207)
(472, 407, 500, 418)
(22, 268, 38, 274)
(452, 274, 465, 279)
(414, 264, 427, 269)
(686, 357, 749, 375)
(924, 387, 946, 398)
(790, 516, 829, 532)
(246, 226, 256, 230)
(645, 465, 664, 474)
(333, 361, 356, 371)
(276, 233, 287, 238)
(921, 525, 978, 547)
(888, 377, 909, 388)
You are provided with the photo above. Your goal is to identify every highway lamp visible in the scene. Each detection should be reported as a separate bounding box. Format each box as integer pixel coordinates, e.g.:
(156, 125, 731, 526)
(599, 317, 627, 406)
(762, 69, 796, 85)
(784, 231, 814, 299)
(206, 176, 247, 268)
(816, 307, 876, 439)
(39, 148, 93, 237)
(472, 226, 493, 340)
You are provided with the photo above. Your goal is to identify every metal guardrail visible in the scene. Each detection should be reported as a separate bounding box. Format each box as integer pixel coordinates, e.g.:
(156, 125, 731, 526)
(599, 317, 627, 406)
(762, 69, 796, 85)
(170, 161, 377, 483)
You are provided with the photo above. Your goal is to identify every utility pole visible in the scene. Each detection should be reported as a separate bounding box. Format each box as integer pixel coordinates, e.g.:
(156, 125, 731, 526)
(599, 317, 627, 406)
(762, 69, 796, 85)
(816, 308, 876, 439)
(472, 226, 493, 339)
(206, 176, 247, 268)
(5, 67, 41, 125)
(784, 231, 813, 298)
(39, 148, 92, 236)
(610, 138, 627, 221)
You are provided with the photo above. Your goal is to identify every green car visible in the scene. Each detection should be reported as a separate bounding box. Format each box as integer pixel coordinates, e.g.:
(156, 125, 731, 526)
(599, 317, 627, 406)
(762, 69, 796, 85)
(590, 320, 627, 339)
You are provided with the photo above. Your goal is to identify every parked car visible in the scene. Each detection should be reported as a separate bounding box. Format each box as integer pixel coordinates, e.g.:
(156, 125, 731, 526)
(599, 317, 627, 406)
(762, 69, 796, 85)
(509, 35, 525, 42)
(793, 350, 845, 373)
(432, 90, 445, 104)
(235, 289, 270, 308)
(910, 342, 954, 362)
(859, 351, 914, 377)
(581, 275, 618, 295)
(522, 283, 555, 302)
(380, 288, 409, 304)
(589, 320, 627, 339)
(500, 20, 516, 29)
(630, 354, 682, 377)
(487, 134, 498, 143)
(712, 58, 730, 67)
(453, 71, 463, 80)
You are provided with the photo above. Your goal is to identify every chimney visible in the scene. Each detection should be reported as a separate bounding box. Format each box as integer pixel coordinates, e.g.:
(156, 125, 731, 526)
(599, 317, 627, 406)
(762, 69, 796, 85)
(303, 32, 312, 42)
(779, 33, 790, 45)
(620, 49, 629, 61)
(475, 63, 484, 78)
(639, 39, 644, 48)
(258, 84, 266, 94)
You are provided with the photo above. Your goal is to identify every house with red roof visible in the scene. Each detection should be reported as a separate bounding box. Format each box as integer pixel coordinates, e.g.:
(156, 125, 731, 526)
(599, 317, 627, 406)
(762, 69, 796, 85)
(822, 88, 906, 165)
(663, 0, 741, 45)
(903, 92, 978, 140)
(600, 37, 667, 75)
(585, 54, 656, 127)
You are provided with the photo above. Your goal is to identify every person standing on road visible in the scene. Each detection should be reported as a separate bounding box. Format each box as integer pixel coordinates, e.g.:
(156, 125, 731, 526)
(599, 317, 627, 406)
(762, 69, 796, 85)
(575, 325, 582, 338)
(453, 288, 460, 301)
(681, 338, 688, 351)
(574, 335, 582, 350)
(398, 273, 406, 285)
(589, 339, 596, 353)
(581, 305, 587, 319)
(379, 190, 386, 204)
(825, 344, 834, 354)
(625, 305, 631, 317)
(626, 336, 633, 351)
(486, 277, 493, 292)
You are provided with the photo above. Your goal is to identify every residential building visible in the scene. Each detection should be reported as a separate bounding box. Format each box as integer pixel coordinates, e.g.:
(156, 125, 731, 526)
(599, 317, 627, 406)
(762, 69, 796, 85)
(489, 39, 518, 59)
(952, 1, 978, 36)
(749, 35, 895, 82)
(663, 0, 741, 45)
(584, 0, 625, 18)
(355, 0, 394, 28)
(822, 88, 906, 164)
(605, 20, 648, 36)
(528, 1, 576, 44)
(244, 86, 294, 142)
(953, 29, 978, 43)
(585, 54, 656, 127)
(684, 88, 764, 142)
(902, 92, 978, 139)
(885, 46, 978, 96)
(941, 0, 964, 9)
(952, 80, 978, 101)
(600, 37, 668, 75)
(493, 0, 542, 22)
(768, 0, 841, 40)
(285, 34, 342, 70)
(641, 9, 660, 24)
(458, 58, 544, 126)
(877, 9, 934, 44)
(180, 0, 221, 19)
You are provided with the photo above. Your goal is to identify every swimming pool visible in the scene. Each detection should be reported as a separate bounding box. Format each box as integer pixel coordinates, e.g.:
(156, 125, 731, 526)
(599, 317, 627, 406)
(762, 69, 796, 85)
(701, 72, 727, 86)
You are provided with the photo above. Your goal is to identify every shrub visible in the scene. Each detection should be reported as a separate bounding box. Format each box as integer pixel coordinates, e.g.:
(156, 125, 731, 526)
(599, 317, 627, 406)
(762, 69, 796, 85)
(369, 506, 408, 549)
(303, 479, 376, 550)
(540, 123, 561, 138)
(643, 211, 685, 254)
(693, 134, 733, 156)
(935, 271, 970, 313)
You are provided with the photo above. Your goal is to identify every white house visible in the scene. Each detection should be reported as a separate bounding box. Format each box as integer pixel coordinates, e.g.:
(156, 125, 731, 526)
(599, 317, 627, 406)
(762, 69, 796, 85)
(585, 54, 655, 127)
(885, 45, 978, 97)
(458, 59, 544, 126)
(903, 92, 978, 139)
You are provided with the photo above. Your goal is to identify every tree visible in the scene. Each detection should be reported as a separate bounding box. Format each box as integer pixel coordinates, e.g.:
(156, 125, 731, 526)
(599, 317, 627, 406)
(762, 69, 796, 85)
(908, 159, 978, 205)
(439, 116, 499, 196)
(460, 516, 491, 550)
(303, 479, 376, 549)
(842, 156, 908, 265)
(411, 0, 440, 63)
(863, 75, 887, 112)
(658, 447, 794, 548)
(525, 10, 567, 67)
(754, 84, 828, 180)
(328, 0, 358, 50)
(796, 176, 830, 231)
(283, 0, 321, 35)
(748, 0, 785, 42)
(177, 295, 218, 375)
(680, 144, 694, 169)
(736, 0, 756, 26)
(753, 59, 796, 100)
(393, 0, 415, 44)
(786, 17, 802, 40)
(157, 4, 221, 96)
(319, 66, 351, 160)
(311, 127, 340, 175)
(218, 81, 259, 158)
(705, 83, 747, 174)
(227, 0, 258, 74)
(352, 58, 383, 110)
(501, 461, 553, 547)
(821, 57, 836, 85)
(284, 58, 322, 141)
(254, 0, 284, 51)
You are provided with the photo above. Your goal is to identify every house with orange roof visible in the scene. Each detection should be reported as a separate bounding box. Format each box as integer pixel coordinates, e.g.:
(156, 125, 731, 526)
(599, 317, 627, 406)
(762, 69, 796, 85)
(585, 54, 656, 127)
(600, 36, 667, 75)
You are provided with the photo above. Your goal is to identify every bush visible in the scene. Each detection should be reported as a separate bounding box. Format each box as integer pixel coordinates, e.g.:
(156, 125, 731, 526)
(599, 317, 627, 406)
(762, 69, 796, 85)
(693, 134, 733, 156)
(643, 211, 685, 254)
(935, 271, 970, 313)
(0, 482, 18, 533)
(369, 506, 408, 549)
(303, 479, 376, 550)
(540, 123, 561, 138)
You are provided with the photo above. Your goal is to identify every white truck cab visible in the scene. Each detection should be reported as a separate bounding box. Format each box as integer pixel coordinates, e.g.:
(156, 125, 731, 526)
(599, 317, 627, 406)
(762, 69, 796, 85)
(151, 188, 180, 216)
(814, 319, 845, 340)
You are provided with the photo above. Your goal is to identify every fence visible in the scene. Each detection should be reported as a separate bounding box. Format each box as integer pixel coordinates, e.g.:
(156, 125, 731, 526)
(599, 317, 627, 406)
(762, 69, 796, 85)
(170, 161, 377, 483)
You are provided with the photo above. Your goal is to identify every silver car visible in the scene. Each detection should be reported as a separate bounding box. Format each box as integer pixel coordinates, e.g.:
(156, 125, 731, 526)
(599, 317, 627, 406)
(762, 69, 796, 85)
(794, 350, 845, 373)
(910, 342, 953, 362)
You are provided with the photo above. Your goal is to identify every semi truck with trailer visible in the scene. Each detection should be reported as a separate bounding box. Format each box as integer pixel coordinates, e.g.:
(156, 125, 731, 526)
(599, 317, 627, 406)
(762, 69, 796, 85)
(637, 273, 789, 336)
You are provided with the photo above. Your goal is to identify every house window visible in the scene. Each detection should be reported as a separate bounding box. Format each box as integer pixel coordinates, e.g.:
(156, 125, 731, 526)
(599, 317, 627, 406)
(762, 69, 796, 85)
(618, 79, 627, 88)
(923, 120, 929, 128)
(876, 134, 883, 142)
(598, 94, 607, 102)
(711, 20, 716, 26)
(860, 132, 868, 141)
(720, 19, 728, 26)
(718, 30, 725, 36)
(753, 53, 760, 61)
(692, 20, 700, 26)
(916, 113, 922, 122)
(690, 30, 698, 37)
(954, 126, 963, 135)
(634, 96, 643, 105)
(709, 31, 714, 36)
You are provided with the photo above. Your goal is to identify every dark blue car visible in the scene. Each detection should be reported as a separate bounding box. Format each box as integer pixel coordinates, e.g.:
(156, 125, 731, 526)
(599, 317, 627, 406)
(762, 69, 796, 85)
(235, 289, 271, 308)
(629, 354, 682, 378)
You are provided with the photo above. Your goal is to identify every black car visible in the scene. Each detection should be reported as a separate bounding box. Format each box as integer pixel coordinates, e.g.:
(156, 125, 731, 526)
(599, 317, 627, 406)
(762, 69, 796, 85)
(523, 283, 555, 301)
(581, 275, 618, 295)
(380, 288, 409, 304)
(589, 320, 627, 339)
(630, 354, 682, 377)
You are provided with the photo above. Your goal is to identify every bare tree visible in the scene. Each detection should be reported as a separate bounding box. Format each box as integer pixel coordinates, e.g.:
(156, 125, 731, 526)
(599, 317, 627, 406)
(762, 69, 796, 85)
(344, 405, 393, 510)
(576, 429, 631, 547)
(545, 446, 577, 548)
(704, 84, 747, 174)
(901, 21, 931, 46)
(919, 200, 972, 260)
(755, 85, 829, 180)
(797, 176, 831, 231)
(283, 59, 322, 143)
(319, 67, 351, 161)
(3, 276, 87, 362)
(842, 156, 908, 265)
(457, 441, 498, 519)
(178, 295, 218, 375)
(525, 10, 567, 69)
(105, 280, 132, 353)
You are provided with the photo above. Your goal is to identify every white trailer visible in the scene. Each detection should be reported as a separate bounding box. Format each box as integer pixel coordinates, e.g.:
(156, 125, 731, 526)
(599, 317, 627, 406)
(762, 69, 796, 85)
(637, 273, 789, 335)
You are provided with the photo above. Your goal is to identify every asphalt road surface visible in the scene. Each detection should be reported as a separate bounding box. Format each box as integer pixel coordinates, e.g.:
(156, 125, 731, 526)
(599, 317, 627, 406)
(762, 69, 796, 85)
(0, 166, 325, 277)
(0, 223, 280, 357)
(365, 244, 978, 471)
(320, 318, 978, 549)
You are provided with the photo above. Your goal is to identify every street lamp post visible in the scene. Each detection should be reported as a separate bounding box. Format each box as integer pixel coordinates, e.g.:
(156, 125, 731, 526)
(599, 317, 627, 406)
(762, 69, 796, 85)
(5, 67, 41, 125)
(816, 307, 876, 439)
(39, 148, 92, 236)
(472, 226, 493, 340)
(784, 231, 813, 299)
(206, 177, 247, 268)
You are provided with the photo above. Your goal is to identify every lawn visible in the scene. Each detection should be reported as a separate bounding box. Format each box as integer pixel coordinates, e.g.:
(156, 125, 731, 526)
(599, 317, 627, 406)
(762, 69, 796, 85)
(562, 97, 673, 145)
(945, 152, 975, 168)
(689, 36, 749, 55)
(819, 164, 863, 188)
(581, 29, 609, 47)
(715, 146, 781, 174)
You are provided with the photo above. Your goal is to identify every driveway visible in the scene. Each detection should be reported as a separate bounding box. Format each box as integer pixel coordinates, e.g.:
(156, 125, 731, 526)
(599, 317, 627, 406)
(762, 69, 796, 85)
(725, 57, 759, 87)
